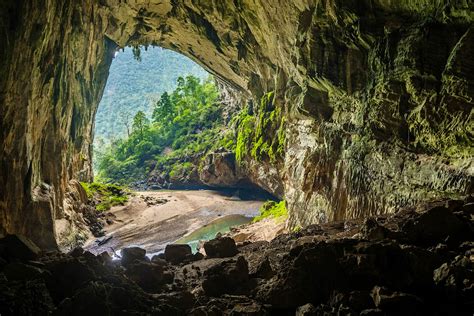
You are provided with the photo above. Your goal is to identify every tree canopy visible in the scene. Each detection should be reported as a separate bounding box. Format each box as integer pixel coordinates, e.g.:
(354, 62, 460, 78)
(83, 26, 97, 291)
(95, 75, 232, 184)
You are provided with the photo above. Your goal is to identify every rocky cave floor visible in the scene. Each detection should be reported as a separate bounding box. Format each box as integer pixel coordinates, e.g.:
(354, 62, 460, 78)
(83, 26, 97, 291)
(1, 198, 473, 315)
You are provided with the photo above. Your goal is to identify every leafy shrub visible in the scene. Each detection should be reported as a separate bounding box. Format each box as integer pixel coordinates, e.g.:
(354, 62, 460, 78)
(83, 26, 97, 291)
(253, 200, 288, 223)
(80, 182, 129, 212)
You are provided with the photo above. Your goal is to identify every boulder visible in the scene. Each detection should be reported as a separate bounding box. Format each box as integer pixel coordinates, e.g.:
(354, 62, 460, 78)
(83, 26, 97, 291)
(204, 237, 238, 258)
(45, 258, 96, 303)
(0, 234, 41, 261)
(121, 247, 147, 266)
(202, 256, 249, 296)
(125, 261, 173, 292)
(164, 244, 192, 264)
(401, 206, 469, 246)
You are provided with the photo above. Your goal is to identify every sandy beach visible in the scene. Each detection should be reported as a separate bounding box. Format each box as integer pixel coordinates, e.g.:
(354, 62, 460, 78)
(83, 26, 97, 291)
(85, 190, 263, 255)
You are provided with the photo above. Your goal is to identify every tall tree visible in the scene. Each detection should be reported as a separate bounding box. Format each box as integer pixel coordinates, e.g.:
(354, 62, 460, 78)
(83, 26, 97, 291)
(152, 92, 173, 125)
(132, 111, 149, 139)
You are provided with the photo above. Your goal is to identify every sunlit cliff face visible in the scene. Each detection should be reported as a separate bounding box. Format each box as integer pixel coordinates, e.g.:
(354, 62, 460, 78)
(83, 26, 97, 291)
(0, 0, 473, 249)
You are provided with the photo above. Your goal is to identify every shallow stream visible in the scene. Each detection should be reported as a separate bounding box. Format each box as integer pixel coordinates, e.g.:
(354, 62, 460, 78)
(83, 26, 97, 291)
(175, 214, 253, 253)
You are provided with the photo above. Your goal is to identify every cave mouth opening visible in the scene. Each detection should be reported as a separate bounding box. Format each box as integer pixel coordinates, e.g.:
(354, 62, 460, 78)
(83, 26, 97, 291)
(86, 45, 278, 256)
(92, 45, 209, 185)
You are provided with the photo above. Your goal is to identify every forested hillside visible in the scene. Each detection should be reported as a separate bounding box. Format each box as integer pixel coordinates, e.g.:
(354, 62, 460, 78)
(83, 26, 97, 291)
(94, 47, 208, 145)
(96, 76, 235, 185)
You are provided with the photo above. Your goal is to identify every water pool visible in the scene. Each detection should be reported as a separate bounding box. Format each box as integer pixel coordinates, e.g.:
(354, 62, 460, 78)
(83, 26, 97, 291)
(176, 214, 253, 253)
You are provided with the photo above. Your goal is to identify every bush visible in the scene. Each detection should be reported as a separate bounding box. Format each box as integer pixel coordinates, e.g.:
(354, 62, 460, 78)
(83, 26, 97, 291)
(253, 200, 287, 223)
(80, 182, 129, 212)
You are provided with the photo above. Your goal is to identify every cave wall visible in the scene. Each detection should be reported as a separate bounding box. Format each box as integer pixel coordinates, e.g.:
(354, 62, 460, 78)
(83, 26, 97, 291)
(0, 0, 473, 249)
(0, 0, 116, 249)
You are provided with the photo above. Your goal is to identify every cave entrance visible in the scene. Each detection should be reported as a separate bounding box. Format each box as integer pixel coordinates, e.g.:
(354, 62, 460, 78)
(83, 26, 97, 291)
(86, 45, 274, 256)
(93, 45, 209, 182)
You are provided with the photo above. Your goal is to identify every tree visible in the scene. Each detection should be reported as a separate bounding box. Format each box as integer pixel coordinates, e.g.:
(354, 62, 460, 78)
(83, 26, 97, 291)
(152, 92, 173, 124)
(119, 111, 132, 137)
(96, 75, 222, 184)
(132, 111, 149, 139)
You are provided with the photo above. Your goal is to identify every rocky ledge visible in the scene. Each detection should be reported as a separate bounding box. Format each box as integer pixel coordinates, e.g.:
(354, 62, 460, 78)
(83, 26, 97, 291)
(0, 198, 473, 315)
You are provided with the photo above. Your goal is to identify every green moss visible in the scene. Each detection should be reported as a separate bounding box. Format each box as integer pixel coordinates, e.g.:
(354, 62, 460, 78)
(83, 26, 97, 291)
(80, 182, 129, 212)
(253, 200, 288, 223)
(291, 225, 302, 233)
(235, 111, 255, 163)
(235, 91, 286, 164)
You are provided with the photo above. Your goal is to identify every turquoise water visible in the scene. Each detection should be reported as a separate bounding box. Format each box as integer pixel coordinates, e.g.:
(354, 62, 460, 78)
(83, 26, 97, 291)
(176, 214, 253, 253)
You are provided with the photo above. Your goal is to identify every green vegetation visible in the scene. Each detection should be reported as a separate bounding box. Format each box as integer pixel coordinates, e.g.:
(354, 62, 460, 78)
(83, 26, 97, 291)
(253, 200, 288, 223)
(80, 182, 129, 212)
(234, 91, 285, 164)
(96, 75, 224, 184)
(95, 46, 208, 145)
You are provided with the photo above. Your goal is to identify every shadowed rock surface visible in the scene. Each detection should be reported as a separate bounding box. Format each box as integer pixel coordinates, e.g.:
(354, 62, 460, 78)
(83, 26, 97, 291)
(1, 199, 473, 315)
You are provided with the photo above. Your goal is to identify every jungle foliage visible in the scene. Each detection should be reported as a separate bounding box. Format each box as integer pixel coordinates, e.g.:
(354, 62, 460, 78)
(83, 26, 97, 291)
(96, 76, 230, 184)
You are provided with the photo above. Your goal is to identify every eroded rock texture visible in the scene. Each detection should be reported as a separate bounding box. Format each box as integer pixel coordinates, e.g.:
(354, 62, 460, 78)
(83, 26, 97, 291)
(0, 0, 473, 248)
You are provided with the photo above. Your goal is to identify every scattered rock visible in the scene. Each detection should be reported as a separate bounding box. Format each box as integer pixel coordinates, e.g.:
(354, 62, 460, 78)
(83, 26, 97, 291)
(1, 199, 473, 314)
(204, 237, 238, 258)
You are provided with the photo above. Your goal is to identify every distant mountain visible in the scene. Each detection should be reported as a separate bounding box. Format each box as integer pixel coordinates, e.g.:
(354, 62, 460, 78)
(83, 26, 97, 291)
(94, 46, 209, 144)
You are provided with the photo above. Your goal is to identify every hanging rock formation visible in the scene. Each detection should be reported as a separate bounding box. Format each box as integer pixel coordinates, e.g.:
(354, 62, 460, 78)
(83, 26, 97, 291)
(0, 0, 473, 248)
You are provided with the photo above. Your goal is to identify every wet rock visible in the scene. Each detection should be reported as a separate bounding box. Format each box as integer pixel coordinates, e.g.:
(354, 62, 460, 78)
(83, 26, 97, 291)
(202, 256, 249, 296)
(0, 234, 41, 261)
(121, 247, 147, 266)
(165, 244, 192, 264)
(204, 237, 238, 258)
